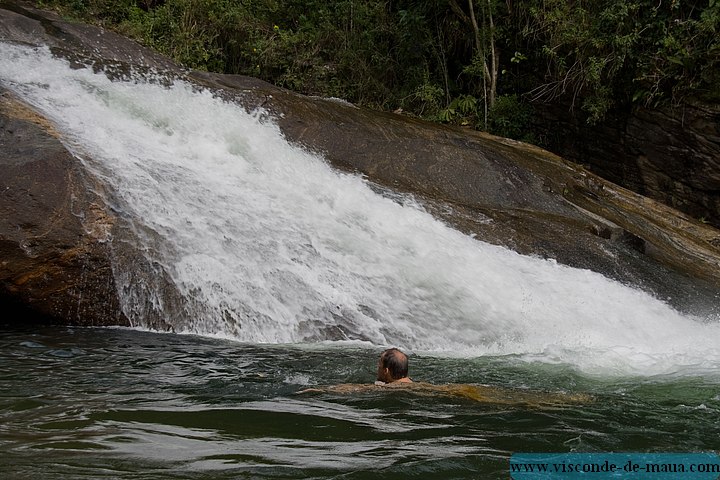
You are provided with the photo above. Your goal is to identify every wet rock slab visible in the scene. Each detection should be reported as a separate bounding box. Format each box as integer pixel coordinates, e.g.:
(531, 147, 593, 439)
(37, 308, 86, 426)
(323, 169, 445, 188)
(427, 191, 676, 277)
(0, 89, 127, 325)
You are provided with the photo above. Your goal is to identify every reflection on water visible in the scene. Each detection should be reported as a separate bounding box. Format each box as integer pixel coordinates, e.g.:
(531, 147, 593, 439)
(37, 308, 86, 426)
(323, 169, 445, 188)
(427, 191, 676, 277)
(2, 326, 719, 479)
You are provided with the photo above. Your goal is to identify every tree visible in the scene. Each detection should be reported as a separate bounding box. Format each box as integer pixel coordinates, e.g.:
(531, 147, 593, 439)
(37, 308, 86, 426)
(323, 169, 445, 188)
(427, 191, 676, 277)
(448, 0, 501, 128)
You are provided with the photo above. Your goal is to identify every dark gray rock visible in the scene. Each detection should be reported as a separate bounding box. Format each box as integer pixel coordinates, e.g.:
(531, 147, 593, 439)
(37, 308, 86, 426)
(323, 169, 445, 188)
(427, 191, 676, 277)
(0, 89, 128, 325)
(533, 99, 720, 229)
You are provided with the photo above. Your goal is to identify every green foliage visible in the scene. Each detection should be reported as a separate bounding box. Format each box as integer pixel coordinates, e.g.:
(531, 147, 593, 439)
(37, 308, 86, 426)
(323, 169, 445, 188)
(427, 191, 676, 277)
(488, 94, 533, 142)
(36, 0, 720, 136)
(437, 94, 478, 125)
(462, 54, 486, 80)
(39, 0, 136, 22)
(520, 0, 720, 121)
(411, 81, 445, 116)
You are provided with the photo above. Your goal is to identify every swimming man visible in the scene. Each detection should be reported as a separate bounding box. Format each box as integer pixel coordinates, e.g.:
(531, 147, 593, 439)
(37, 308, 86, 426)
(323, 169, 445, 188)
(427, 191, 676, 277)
(375, 347, 413, 385)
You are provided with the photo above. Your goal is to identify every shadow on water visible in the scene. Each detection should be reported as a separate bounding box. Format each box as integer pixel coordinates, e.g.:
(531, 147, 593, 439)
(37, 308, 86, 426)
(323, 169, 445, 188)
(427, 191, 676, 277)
(1, 326, 719, 479)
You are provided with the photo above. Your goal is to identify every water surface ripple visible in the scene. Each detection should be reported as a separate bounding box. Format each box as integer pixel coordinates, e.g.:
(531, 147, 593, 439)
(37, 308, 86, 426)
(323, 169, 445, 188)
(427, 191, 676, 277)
(2, 327, 719, 479)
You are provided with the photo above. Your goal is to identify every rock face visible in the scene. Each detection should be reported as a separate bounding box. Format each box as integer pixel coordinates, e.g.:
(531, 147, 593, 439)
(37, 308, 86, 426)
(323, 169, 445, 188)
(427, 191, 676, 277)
(533, 100, 720, 229)
(0, 89, 128, 325)
(1, 1, 719, 327)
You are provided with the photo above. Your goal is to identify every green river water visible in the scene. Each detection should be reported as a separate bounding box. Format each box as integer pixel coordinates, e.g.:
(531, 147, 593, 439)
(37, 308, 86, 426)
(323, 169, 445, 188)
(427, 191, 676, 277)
(2, 325, 719, 479)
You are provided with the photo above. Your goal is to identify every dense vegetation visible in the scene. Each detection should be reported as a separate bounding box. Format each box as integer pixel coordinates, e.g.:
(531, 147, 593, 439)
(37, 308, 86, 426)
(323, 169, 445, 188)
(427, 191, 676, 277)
(38, 0, 720, 143)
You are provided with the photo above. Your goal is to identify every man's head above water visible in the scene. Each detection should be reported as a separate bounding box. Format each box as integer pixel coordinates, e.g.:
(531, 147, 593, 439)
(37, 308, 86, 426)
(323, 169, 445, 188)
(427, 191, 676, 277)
(376, 348, 412, 384)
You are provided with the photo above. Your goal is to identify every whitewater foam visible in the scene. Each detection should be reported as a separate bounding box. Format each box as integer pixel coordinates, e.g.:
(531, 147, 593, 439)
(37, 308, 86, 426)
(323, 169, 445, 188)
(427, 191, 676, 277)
(1, 43, 719, 377)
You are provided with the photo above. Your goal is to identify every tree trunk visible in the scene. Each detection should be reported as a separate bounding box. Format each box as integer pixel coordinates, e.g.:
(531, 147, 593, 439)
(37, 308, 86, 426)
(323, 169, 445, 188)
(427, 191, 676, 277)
(467, 0, 498, 123)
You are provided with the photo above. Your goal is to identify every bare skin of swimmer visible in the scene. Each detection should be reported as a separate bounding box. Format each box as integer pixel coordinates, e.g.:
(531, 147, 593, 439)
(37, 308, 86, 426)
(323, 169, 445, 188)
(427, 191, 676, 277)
(298, 348, 590, 407)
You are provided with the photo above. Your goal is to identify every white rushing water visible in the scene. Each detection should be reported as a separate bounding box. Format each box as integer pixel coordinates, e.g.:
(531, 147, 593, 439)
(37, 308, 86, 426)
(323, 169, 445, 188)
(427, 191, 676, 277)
(2, 43, 719, 377)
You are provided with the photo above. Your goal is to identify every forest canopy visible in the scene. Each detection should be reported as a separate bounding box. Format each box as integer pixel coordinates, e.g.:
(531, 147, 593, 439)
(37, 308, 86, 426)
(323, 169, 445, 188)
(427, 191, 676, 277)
(37, 0, 720, 142)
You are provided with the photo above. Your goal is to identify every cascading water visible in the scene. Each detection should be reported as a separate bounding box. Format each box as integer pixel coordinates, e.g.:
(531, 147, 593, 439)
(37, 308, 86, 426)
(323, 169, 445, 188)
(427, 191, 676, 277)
(2, 43, 719, 377)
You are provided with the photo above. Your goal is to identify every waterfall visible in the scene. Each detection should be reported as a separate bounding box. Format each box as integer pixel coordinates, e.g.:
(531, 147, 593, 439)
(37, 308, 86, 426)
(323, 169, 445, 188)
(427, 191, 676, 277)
(2, 43, 719, 377)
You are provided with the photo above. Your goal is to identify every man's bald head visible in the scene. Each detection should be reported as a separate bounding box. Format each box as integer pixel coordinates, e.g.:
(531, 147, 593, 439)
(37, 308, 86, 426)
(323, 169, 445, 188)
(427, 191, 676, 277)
(377, 348, 409, 383)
